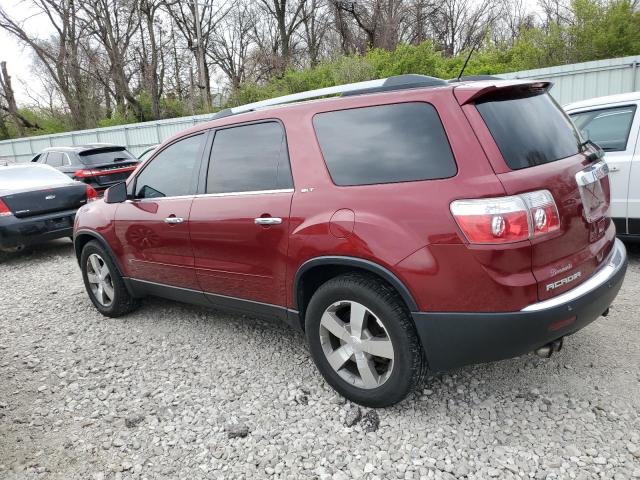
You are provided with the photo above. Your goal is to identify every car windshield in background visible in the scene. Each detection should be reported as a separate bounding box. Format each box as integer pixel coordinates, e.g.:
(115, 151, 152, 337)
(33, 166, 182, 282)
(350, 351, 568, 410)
(0, 165, 72, 191)
(569, 106, 637, 152)
(79, 148, 136, 165)
(476, 92, 581, 170)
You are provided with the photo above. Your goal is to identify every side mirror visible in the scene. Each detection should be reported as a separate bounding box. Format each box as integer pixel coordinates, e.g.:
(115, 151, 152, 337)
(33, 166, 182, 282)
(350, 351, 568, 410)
(104, 182, 128, 204)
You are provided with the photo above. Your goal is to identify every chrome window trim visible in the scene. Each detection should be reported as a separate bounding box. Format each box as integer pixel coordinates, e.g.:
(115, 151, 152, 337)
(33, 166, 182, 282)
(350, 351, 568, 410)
(521, 238, 626, 312)
(196, 188, 294, 198)
(127, 188, 294, 203)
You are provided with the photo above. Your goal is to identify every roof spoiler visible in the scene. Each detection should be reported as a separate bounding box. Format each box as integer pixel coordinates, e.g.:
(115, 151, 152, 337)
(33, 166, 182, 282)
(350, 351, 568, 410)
(453, 80, 553, 105)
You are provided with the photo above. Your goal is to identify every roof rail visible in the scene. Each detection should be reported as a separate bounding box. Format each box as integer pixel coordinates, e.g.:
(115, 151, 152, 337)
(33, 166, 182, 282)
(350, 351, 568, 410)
(213, 74, 447, 119)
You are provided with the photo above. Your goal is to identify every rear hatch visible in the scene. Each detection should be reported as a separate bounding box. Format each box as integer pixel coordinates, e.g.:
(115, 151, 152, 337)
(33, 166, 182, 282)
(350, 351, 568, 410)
(78, 147, 138, 186)
(3, 183, 87, 218)
(457, 82, 614, 301)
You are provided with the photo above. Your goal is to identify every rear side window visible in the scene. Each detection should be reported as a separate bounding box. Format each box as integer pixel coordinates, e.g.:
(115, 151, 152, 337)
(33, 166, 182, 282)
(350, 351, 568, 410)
(134, 134, 204, 199)
(569, 106, 636, 152)
(46, 152, 64, 167)
(206, 121, 293, 194)
(79, 147, 135, 165)
(313, 102, 456, 186)
(476, 92, 580, 170)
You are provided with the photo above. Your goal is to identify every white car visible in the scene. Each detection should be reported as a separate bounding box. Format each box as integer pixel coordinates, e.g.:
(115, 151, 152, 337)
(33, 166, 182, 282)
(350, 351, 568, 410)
(566, 92, 640, 239)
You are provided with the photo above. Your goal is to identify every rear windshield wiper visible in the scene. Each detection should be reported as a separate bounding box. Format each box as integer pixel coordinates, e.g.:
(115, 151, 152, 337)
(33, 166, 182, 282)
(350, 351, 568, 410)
(580, 139, 604, 162)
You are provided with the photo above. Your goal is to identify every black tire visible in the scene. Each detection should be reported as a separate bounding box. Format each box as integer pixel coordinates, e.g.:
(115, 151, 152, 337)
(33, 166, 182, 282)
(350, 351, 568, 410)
(305, 273, 426, 407)
(80, 240, 139, 317)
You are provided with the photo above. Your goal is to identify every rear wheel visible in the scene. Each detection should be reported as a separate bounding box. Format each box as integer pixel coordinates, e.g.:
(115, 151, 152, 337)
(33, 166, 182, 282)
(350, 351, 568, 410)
(80, 240, 139, 317)
(305, 273, 426, 407)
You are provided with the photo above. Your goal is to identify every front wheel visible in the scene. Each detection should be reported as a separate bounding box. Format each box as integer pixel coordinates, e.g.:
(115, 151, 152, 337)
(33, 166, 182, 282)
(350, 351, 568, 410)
(305, 273, 426, 407)
(80, 240, 139, 317)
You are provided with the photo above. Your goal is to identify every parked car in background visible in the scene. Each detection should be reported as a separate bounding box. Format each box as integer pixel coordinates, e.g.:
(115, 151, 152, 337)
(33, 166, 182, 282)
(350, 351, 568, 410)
(0, 163, 97, 252)
(565, 92, 640, 239)
(74, 75, 627, 407)
(137, 145, 158, 163)
(31, 144, 139, 193)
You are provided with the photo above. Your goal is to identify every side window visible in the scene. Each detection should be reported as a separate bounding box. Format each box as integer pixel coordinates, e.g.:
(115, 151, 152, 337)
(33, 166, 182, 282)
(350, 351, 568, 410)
(570, 106, 637, 152)
(62, 153, 73, 166)
(134, 134, 204, 199)
(313, 102, 457, 186)
(206, 121, 292, 194)
(46, 152, 64, 167)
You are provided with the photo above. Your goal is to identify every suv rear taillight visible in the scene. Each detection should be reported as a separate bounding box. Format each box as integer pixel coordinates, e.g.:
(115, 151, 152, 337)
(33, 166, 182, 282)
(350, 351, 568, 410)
(86, 185, 98, 202)
(74, 169, 97, 179)
(0, 198, 12, 217)
(450, 190, 560, 244)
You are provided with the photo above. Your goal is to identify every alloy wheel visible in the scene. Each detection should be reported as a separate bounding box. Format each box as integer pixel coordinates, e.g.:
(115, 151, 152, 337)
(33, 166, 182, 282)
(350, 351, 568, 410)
(319, 300, 395, 389)
(86, 253, 115, 307)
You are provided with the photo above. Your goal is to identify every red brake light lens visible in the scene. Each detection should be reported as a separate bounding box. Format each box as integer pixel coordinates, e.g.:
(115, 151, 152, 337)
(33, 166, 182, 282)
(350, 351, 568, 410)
(74, 169, 97, 179)
(520, 190, 560, 237)
(0, 198, 12, 217)
(451, 190, 560, 244)
(86, 185, 98, 202)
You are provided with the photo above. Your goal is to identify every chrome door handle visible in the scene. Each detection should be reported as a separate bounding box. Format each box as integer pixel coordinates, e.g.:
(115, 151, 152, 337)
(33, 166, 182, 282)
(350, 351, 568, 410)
(164, 216, 184, 224)
(254, 217, 282, 225)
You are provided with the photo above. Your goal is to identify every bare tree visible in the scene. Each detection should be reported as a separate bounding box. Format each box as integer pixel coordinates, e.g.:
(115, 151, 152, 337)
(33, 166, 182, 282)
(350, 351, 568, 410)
(301, 0, 332, 66)
(164, 0, 230, 109)
(429, 0, 498, 56)
(80, 0, 143, 120)
(0, 62, 41, 134)
(0, 0, 99, 129)
(258, 0, 309, 73)
(208, 2, 257, 91)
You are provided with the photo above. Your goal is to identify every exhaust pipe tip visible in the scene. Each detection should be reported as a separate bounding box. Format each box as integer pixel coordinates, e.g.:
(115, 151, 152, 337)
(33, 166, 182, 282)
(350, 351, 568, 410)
(534, 337, 564, 358)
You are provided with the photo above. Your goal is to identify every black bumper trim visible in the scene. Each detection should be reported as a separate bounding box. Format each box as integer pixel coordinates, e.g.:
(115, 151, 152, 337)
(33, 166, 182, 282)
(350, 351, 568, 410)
(413, 239, 628, 373)
(0, 209, 77, 249)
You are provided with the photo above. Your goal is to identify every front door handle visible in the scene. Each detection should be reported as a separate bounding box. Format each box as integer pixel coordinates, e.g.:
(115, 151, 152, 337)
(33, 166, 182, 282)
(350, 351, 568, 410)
(255, 217, 282, 225)
(164, 216, 184, 224)
(608, 166, 620, 173)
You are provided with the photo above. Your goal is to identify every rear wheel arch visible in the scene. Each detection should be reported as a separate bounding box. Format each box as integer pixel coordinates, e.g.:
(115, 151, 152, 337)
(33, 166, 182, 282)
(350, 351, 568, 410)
(293, 256, 419, 327)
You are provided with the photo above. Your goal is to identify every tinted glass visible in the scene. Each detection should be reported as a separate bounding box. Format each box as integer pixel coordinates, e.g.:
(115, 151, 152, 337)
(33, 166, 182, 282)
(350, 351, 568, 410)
(570, 106, 636, 152)
(0, 165, 72, 190)
(207, 122, 292, 194)
(476, 92, 580, 170)
(313, 102, 456, 186)
(46, 152, 64, 167)
(134, 134, 204, 199)
(79, 147, 136, 165)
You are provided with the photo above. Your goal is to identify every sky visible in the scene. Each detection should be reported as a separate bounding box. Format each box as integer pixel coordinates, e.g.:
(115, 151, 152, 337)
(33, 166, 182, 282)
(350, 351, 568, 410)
(0, 0, 545, 106)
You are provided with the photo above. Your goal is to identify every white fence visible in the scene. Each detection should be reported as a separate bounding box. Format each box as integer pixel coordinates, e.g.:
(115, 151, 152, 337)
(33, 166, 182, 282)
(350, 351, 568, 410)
(1, 55, 639, 164)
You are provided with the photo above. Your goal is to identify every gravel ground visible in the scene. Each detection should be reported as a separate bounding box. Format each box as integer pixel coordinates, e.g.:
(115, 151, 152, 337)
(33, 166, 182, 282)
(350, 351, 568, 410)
(1, 239, 639, 480)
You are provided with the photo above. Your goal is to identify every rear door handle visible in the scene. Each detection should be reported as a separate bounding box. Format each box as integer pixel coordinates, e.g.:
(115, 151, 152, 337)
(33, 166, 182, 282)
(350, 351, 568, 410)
(164, 216, 184, 224)
(608, 166, 620, 172)
(254, 217, 282, 225)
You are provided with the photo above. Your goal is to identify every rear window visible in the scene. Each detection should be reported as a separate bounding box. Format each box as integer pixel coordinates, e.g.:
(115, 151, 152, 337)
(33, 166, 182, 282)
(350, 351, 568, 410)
(313, 102, 457, 186)
(79, 147, 135, 165)
(476, 92, 581, 170)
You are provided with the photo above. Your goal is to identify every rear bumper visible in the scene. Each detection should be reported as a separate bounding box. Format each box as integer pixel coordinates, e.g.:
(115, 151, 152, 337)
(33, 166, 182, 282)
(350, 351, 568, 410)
(412, 238, 628, 373)
(0, 209, 77, 249)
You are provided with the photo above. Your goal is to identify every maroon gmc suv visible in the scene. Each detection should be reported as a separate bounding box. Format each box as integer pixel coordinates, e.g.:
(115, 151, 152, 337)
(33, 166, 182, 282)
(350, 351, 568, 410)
(73, 75, 628, 407)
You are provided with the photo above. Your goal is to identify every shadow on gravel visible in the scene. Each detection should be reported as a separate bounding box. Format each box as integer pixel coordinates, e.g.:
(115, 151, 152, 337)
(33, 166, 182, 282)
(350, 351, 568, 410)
(0, 238, 75, 266)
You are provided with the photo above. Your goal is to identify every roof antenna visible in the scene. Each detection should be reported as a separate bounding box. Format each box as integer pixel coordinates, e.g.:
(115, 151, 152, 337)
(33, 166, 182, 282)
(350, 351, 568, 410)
(456, 29, 487, 81)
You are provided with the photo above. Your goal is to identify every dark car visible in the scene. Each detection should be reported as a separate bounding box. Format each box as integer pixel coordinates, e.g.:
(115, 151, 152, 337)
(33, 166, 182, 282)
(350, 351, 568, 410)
(74, 75, 627, 407)
(0, 163, 97, 251)
(31, 144, 139, 193)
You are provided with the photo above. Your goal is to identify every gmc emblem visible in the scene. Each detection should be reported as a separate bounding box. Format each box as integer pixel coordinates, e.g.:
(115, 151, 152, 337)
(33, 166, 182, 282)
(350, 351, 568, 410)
(546, 272, 582, 291)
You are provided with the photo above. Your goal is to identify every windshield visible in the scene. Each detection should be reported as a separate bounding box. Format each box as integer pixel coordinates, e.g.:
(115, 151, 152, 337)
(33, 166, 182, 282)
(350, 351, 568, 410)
(79, 147, 136, 165)
(476, 92, 581, 170)
(0, 165, 72, 191)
